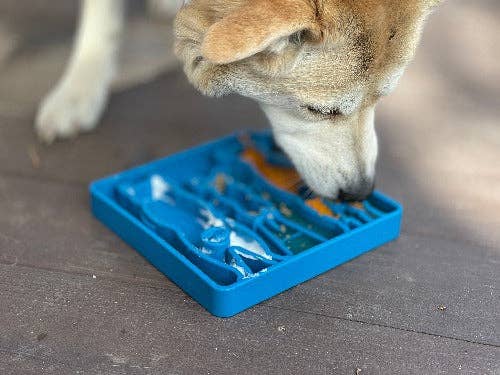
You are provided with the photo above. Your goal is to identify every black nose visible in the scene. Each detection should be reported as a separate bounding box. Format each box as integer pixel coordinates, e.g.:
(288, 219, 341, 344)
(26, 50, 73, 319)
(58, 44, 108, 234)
(338, 180, 375, 202)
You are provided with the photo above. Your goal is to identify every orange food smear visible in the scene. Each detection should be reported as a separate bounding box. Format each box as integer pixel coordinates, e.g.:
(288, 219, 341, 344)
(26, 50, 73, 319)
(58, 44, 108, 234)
(241, 147, 339, 218)
(306, 198, 335, 217)
(242, 148, 300, 193)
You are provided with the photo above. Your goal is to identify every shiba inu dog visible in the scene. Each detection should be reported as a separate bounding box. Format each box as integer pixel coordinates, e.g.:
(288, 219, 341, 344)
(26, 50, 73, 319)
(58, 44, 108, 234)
(36, 0, 441, 200)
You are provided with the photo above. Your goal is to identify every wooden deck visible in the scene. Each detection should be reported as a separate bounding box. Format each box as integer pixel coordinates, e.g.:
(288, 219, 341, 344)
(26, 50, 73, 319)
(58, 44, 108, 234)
(0, 1, 498, 374)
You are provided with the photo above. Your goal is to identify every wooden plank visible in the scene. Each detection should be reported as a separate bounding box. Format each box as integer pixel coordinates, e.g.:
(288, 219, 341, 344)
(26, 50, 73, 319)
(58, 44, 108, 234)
(0, 175, 166, 285)
(0, 265, 497, 375)
(374, 132, 500, 249)
(267, 232, 500, 346)
(0, 71, 267, 185)
(0, 174, 498, 346)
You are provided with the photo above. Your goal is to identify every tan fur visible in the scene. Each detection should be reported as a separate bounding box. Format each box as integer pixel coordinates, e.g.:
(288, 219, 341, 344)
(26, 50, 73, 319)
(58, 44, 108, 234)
(175, 0, 440, 95)
(174, 0, 441, 199)
(202, 0, 319, 64)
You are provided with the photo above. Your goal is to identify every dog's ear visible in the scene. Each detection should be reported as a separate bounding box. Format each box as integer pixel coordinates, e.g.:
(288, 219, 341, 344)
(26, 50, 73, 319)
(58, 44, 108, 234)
(201, 0, 317, 64)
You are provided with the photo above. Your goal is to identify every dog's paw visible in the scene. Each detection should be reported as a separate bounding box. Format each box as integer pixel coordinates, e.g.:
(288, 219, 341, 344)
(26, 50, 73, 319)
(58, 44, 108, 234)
(35, 80, 108, 143)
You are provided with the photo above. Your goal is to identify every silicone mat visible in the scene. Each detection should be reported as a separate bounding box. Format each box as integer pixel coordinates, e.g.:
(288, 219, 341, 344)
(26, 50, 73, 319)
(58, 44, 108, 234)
(90, 131, 403, 317)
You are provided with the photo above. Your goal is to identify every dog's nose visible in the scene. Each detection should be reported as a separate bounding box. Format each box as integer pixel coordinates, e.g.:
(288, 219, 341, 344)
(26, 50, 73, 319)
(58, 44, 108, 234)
(338, 179, 375, 202)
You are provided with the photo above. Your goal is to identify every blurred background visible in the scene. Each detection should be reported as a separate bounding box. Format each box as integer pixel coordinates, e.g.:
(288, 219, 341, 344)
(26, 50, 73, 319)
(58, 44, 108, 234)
(0, 1, 498, 373)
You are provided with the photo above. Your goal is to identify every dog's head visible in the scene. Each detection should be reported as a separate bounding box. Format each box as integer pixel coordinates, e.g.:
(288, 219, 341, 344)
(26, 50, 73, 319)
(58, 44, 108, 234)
(175, 0, 440, 199)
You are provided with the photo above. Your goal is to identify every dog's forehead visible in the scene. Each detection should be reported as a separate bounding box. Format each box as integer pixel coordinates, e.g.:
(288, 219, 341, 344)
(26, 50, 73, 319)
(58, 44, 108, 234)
(297, 37, 372, 80)
(241, 32, 375, 105)
(244, 7, 417, 104)
(176, 0, 437, 106)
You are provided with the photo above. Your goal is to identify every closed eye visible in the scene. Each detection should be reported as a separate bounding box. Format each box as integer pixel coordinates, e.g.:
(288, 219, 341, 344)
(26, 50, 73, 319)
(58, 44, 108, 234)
(304, 105, 342, 118)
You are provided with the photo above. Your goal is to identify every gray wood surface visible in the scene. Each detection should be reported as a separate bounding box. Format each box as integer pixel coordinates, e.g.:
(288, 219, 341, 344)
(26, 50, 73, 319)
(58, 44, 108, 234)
(1, 264, 498, 375)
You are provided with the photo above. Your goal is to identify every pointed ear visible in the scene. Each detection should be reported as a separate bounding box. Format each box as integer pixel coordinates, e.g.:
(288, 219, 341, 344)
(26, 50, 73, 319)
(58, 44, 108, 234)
(201, 0, 317, 64)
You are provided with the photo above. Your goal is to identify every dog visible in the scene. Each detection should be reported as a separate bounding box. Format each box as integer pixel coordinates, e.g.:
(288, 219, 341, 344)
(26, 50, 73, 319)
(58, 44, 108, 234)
(36, 0, 441, 201)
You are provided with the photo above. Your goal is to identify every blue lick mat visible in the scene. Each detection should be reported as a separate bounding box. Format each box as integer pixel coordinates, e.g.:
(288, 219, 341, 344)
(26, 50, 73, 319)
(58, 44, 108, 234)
(90, 131, 403, 317)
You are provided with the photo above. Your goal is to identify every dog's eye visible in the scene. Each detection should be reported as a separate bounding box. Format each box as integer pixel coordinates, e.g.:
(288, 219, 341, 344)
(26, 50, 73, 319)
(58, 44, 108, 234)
(304, 105, 342, 117)
(289, 30, 307, 45)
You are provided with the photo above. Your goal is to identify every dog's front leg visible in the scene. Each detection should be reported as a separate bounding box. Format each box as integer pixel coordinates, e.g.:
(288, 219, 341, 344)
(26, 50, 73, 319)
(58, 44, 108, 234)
(35, 0, 125, 143)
